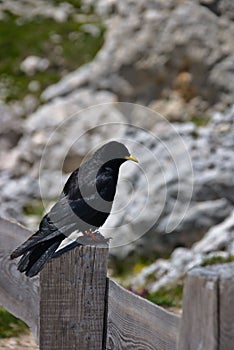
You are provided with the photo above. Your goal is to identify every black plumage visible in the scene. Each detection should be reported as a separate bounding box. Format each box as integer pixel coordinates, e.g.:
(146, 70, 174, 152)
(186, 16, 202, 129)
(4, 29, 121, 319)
(10, 141, 138, 277)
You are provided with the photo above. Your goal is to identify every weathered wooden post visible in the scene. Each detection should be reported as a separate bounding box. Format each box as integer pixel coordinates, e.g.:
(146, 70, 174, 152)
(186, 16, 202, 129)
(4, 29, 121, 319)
(40, 245, 109, 350)
(178, 263, 234, 350)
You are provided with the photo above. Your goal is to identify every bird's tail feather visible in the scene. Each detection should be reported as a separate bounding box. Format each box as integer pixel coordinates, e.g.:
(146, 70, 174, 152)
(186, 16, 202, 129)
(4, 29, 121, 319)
(18, 251, 31, 272)
(25, 238, 62, 277)
(13, 235, 64, 277)
(10, 231, 44, 259)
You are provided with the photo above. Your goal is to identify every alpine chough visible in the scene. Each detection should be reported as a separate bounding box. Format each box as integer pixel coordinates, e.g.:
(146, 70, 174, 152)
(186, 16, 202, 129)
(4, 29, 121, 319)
(10, 141, 138, 277)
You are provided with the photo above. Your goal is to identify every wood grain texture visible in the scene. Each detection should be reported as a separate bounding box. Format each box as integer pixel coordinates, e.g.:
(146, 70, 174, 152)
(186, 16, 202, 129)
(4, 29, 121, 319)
(178, 267, 219, 350)
(106, 279, 180, 350)
(0, 216, 32, 249)
(40, 245, 109, 350)
(209, 263, 234, 350)
(179, 263, 234, 350)
(0, 217, 39, 339)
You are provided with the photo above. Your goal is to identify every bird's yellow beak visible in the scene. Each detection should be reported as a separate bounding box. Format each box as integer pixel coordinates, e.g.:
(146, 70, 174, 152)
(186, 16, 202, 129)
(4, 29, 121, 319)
(124, 155, 138, 163)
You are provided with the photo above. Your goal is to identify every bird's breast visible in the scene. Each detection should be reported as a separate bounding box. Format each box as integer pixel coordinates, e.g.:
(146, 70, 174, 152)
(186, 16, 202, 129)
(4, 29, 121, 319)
(96, 173, 118, 202)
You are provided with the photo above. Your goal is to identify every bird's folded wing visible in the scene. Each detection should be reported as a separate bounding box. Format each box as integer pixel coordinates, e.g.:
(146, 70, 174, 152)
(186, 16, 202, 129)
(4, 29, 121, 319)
(12, 191, 107, 260)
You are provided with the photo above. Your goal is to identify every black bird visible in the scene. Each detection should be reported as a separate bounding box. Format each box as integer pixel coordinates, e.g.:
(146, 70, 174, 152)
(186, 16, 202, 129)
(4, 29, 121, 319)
(10, 141, 138, 277)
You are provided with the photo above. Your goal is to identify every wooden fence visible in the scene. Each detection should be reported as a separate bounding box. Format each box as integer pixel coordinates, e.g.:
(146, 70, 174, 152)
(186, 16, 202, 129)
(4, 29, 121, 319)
(0, 216, 234, 349)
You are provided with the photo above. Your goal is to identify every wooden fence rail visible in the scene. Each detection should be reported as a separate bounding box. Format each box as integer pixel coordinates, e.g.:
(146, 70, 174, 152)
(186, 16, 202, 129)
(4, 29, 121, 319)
(0, 217, 234, 349)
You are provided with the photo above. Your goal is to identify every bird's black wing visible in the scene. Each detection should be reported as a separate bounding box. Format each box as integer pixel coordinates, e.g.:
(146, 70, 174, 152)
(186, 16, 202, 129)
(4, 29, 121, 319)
(10, 194, 101, 277)
(63, 168, 81, 199)
(10, 189, 107, 259)
(10, 195, 74, 259)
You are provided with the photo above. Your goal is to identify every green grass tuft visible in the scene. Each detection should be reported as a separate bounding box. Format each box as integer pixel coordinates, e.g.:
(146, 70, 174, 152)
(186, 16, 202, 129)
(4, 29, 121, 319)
(110, 254, 157, 281)
(190, 114, 210, 127)
(201, 255, 234, 267)
(0, 307, 28, 339)
(147, 284, 183, 308)
(23, 200, 45, 217)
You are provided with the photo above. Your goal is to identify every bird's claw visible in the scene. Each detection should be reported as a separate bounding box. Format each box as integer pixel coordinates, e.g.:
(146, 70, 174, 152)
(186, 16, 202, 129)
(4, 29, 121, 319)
(78, 231, 111, 246)
(84, 230, 111, 241)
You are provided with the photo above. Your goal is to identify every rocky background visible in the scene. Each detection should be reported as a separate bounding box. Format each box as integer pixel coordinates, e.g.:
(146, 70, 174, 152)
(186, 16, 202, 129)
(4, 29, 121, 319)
(0, 0, 234, 315)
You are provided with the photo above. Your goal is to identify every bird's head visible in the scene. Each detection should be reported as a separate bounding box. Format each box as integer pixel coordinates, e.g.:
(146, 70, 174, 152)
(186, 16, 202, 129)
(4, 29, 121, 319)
(96, 141, 138, 169)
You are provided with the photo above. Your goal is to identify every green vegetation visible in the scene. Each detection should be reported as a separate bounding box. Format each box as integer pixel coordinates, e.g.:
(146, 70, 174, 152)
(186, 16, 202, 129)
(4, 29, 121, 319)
(0, 307, 28, 339)
(110, 254, 157, 283)
(23, 200, 45, 217)
(190, 114, 210, 127)
(0, 9, 105, 102)
(201, 255, 234, 267)
(147, 283, 183, 308)
(145, 270, 157, 284)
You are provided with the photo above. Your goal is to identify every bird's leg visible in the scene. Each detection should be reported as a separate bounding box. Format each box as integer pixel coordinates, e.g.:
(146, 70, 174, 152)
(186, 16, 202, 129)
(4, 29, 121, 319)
(83, 230, 112, 243)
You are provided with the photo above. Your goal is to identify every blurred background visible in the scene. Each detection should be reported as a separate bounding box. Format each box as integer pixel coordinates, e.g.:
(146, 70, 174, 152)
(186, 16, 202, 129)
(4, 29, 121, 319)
(0, 0, 234, 347)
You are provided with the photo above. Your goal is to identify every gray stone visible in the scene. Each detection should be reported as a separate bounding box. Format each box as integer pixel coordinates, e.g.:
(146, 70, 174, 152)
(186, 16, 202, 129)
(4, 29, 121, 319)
(0, 0, 73, 22)
(209, 55, 234, 106)
(193, 210, 234, 254)
(131, 210, 234, 292)
(0, 171, 39, 223)
(200, 0, 234, 19)
(0, 102, 22, 154)
(20, 56, 50, 76)
(42, 0, 234, 113)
